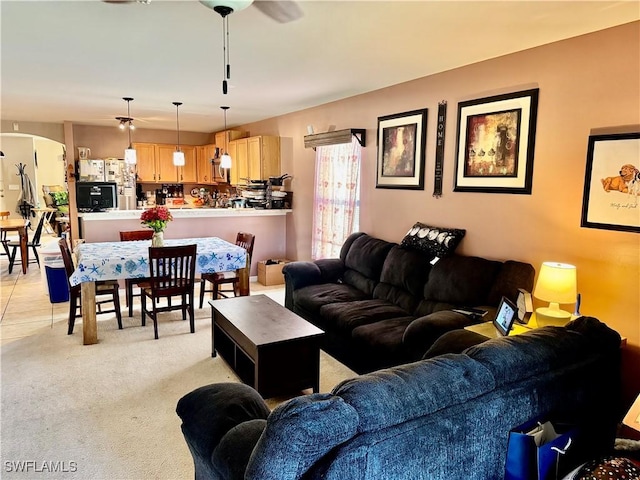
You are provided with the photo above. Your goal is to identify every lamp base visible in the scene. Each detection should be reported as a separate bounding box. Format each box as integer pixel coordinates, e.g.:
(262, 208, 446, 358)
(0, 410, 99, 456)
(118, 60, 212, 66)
(535, 307, 571, 328)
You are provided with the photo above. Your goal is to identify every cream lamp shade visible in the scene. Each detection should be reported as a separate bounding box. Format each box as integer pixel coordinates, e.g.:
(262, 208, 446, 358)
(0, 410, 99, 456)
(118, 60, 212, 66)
(533, 262, 577, 326)
(124, 147, 137, 165)
(220, 153, 232, 169)
(173, 150, 185, 167)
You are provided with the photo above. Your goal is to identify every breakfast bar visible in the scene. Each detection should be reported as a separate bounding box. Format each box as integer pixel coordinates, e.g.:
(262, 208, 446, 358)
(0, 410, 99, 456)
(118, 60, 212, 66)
(79, 208, 292, 275)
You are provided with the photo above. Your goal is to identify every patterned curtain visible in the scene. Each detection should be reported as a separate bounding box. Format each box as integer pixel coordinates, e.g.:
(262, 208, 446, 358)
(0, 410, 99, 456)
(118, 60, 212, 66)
(312, 137, 361, 259)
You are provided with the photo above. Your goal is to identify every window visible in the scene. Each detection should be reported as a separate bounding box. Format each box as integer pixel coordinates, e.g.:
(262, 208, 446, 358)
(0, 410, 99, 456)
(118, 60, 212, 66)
(311, 137, 361, 259)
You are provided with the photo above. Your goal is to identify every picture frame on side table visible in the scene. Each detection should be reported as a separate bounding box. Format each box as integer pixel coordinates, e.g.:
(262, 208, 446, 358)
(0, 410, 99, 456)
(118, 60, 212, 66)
(376, 108, 428, 190)
(454, 88, 539, 194)
(580, 132, 640, 233)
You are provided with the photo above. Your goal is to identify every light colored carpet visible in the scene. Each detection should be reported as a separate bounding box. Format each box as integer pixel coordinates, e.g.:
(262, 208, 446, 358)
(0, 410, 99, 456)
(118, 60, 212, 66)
(0, 299, 356, 479)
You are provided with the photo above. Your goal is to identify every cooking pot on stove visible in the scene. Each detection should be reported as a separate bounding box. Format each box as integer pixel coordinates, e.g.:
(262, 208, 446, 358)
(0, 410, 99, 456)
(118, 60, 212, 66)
(268, 173, 291, 186)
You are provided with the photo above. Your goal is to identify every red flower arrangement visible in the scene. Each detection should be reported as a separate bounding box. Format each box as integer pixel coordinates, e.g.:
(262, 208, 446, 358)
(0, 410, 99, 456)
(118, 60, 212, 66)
(140, 206, 173, 233)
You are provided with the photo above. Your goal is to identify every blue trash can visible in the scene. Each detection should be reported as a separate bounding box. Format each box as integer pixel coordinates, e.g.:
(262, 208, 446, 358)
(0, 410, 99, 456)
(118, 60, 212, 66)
(45, 265, 69, 303)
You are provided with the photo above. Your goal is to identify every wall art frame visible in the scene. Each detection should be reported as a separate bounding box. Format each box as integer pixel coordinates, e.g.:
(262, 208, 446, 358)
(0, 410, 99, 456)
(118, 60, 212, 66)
(454, 88, 539, 194)
(376, 108, 427, 190)
(580, 132, 640, 233)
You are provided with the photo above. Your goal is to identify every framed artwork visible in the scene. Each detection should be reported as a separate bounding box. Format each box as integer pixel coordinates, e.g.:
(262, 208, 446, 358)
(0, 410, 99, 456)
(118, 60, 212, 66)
(454, 88, 539, 194)
(376, 108, 427, 189)
(580, 132, 640, 233)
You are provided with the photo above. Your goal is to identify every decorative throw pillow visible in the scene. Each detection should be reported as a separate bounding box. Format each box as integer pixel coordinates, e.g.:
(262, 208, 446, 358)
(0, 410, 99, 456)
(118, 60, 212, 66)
(400, 222, 466, 258)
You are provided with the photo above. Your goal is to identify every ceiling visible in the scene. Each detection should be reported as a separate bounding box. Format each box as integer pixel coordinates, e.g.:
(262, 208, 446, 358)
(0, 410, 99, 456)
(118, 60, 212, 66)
(1, 1, 638, 133)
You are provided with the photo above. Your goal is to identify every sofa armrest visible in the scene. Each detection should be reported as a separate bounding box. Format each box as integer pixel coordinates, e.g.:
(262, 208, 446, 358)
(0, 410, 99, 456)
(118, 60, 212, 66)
(176, 383, 270, 480)
(403, 310, 477, 361)
(283, 259, 345, 290)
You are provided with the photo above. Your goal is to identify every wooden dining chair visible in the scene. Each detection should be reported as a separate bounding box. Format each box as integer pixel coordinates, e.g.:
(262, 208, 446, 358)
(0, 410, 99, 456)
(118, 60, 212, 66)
(58, 238, 122, 335)
(199, 232, 255, 308)
(0, 211, 10, 256)
(141, 244, 197, 340)
(119, 230, 154, 317)
(7, 213, 45, 273)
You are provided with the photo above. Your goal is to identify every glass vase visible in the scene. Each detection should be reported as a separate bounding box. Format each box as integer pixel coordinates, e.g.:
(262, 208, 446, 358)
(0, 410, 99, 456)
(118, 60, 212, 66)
(151, 231, 164, 248)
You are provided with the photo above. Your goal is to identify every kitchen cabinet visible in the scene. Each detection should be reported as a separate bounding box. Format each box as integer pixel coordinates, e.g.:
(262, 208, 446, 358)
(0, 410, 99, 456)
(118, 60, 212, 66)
(133, 143, 157, 182)
(133, 143, 196, 183)
(215, 129, 247, 156)
(196, 144, 227, 184)
(229, 135, 281, 185)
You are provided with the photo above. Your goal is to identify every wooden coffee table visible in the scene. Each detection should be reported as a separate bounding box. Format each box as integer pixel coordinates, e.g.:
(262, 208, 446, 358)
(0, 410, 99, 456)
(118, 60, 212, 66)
(210, 294, 325, 398)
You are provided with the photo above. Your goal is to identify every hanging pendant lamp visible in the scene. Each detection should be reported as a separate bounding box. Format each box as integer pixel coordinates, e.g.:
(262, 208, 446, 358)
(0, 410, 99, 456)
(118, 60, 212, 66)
(219, 106, 232, 169)
(173, 102, 185, 166)
(122, 97, 137, 165)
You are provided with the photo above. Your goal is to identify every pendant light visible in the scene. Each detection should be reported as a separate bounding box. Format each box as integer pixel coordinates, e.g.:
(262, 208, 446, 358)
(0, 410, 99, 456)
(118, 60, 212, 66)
(122, 97, 137, 165)
(219, 106, 232, 169)
(173, 102, 185, 166)
(200, 1, 255, 94)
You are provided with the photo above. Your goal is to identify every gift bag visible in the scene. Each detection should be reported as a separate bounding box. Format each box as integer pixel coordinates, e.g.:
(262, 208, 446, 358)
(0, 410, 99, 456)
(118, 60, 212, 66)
(505, 416, 582, 480)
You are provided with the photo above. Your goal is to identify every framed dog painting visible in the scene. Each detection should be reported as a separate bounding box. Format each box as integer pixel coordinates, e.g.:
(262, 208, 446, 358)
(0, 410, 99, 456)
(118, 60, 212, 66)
(581, 132, 640, 233)
(453, 88, 539, 194)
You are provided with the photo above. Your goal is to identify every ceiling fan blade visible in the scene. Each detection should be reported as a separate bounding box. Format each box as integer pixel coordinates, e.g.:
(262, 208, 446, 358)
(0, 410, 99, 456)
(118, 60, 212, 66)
(253, 0, 303, 23)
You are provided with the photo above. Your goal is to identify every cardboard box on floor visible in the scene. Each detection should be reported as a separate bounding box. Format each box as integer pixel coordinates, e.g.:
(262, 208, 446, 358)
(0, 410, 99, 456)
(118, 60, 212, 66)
(258, 259, 291, 286)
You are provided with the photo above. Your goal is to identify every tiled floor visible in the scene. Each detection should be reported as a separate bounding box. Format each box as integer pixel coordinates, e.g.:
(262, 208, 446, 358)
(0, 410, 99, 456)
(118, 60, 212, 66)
(0, 232, 285, 345)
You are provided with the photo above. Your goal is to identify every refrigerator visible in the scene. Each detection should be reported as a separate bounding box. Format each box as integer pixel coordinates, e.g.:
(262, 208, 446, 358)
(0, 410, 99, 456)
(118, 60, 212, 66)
(78, 159, 105, 182)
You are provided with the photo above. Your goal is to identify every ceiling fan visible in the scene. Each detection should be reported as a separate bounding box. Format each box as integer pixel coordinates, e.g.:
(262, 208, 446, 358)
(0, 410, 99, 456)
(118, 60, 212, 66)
(200, 1, 303, 24)
(103, 0, 303, 23)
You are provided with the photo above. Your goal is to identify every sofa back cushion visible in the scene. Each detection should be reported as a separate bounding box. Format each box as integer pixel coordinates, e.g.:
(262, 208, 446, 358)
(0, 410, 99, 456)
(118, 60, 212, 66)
(373, 246, 433, 313)
(415, 255, 502, 315)
(464, 317, 621, 388)
(342, 234, 395, 295)
(333, 355, 494, 433)
(486, 260, 535, 305)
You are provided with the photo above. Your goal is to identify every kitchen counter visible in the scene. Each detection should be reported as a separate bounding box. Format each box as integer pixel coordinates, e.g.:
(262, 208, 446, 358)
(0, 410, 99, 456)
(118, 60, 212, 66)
(79, 208, 292, 221)
(78, 208, 292, 275)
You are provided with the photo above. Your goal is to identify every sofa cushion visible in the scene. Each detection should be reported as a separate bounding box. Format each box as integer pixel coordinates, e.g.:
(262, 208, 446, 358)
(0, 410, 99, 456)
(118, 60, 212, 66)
(421, 255, 502, 306)
(401, 222, 466, 258)
(293, 283, 370, 320)
(320, 299, 411, 333)
(351, 317, 414, 369)
(333, 355, 494, 433)
(372, 246, 433, 312)
(342, 234, 395, 294)
(245, 394, 358, 480)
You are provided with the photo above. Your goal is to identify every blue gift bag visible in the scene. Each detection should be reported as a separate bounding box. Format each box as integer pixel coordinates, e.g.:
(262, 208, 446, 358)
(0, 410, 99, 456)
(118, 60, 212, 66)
(505, 416, 582, 480)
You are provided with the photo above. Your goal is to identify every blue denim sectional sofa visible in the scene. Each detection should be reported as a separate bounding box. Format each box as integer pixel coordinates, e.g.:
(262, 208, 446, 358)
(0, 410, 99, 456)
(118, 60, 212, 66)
(176, 317, 622, 480)
(283, 232, 535, 373)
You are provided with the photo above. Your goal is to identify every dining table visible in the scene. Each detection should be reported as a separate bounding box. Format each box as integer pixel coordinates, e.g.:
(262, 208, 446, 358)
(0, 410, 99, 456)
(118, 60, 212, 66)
(0, 218, 30, 274)
(69, 236, 249, 345)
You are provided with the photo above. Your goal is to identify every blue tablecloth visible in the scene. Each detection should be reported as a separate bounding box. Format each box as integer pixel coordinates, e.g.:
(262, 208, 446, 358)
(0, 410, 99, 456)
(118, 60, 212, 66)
(69, 237, 246, 286)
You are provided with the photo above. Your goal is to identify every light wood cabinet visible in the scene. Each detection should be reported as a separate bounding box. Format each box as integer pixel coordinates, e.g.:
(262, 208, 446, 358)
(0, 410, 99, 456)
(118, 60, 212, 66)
(229, 135, 281, 185)
(196, 144, 227, 184)
(215, 129, 247, 156)
(133, 143, 197, 183)
(178, 146, 197, 183)
(132, 143, 157, 182)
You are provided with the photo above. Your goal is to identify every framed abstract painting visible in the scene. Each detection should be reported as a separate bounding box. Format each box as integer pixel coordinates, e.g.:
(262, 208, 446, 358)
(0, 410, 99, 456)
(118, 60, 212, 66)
(454, 88, 539, 194)
(376, 108, 427, 190)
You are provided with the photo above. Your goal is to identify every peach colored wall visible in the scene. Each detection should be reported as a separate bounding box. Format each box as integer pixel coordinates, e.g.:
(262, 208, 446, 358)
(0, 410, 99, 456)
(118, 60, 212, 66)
(72, 125, 212, 160)
(241, 22, 640, 401)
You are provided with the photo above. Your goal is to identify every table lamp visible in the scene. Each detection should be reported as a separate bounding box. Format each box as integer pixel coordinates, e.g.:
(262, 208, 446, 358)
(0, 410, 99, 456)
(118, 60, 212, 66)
(533, 262, 577, 327)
